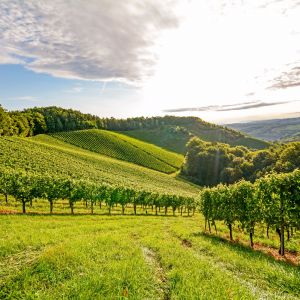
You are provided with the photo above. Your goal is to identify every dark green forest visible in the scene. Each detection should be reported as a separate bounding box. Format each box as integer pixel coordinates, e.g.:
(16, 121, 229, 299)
(181, 137, 300, 185)
(0, 105, 260, 140)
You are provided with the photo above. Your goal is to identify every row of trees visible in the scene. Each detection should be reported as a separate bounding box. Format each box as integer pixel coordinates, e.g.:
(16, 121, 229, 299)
(182, 137, 300, 186)
(199, 169, 300, 255)
(1, 104, 239, 138)
(0, 168, 196, 216)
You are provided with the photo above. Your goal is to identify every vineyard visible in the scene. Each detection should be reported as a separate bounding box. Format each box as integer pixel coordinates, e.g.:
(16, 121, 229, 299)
(0, 168, 195, 215)
(0, 131, 299, 299)
(51, 129, 183, 173)
(199, 169, 300, 256)
(1, 159, 299, 258)
(0, 135, 199, 197)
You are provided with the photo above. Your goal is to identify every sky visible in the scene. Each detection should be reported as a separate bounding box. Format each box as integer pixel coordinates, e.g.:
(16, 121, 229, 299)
(0, 0, 300, 123)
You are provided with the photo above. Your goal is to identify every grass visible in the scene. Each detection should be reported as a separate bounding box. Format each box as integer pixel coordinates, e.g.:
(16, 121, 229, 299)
(0, 135, 199, 197)
(1, 198, 299, 299)
(51, 129, 184, 173)
(120, 124, 269, 155)
(119, 126, 192, 154)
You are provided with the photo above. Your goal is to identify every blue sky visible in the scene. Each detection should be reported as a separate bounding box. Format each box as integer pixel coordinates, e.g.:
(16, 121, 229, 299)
(1, 0, 300, 123)
(0, 64, 141, 117)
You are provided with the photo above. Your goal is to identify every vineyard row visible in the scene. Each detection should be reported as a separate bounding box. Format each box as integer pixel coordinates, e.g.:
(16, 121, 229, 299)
(199, 169, 300, 255)
(0, 167, 196, 216)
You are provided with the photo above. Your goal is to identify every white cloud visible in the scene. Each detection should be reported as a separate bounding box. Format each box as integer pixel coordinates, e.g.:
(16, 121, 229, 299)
(1, 0, 300, 122)
(0, 0, 179, 82)
(141, 0, 300, 113)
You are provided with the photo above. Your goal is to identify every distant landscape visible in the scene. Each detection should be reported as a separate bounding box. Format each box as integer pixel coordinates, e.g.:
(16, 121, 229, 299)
(227, 117, 300, 142)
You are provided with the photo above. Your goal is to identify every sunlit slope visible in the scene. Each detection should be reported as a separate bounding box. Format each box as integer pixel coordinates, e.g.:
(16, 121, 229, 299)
(51, 129, 183, 173)
(120, 123, 269, 154)
(0, 135, 198, 197)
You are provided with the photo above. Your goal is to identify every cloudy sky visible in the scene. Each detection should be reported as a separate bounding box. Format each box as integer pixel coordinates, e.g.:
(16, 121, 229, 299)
(0, 0, 300, 123)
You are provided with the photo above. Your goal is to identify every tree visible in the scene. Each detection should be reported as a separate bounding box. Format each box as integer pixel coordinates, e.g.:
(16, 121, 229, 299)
(106, 187, 121, 215)
(0, 105, 14, 136)
(67, 179, 86, 214)
(38, 175, 69, 214)
(255, 171, 300, 255)
(219, 184, 236, 241)
(0, 167, 13, 203)
(9, 170, 39, 213)
(233, 180, 259, 247)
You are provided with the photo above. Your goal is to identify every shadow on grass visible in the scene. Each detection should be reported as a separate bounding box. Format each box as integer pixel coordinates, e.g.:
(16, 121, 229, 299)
(192, 231, 299, 267)
(0, 210, 194, 218)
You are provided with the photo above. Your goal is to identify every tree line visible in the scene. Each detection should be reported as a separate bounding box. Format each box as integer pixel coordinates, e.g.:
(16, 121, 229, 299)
(0, 168, 196, 216)
(0, 104, 238, 137)
(181, 137, 300, 185)
(199, 169, 300, 255)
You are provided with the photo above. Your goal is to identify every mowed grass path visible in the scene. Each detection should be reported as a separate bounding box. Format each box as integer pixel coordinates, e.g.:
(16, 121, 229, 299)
(1, 213, 299, 299)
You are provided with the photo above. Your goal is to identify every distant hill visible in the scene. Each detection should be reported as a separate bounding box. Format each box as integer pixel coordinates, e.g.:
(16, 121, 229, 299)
(51, 129, 183, 173)
(120, 122, 269, 154)
(282, 132, 300, 142)
(227, 117, 300, 142)
(1, 105, 269, 153)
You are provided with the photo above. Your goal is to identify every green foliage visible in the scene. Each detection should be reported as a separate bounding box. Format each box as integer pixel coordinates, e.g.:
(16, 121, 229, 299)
(0, 105, 14, 136)
(121, 122, 269, 154)
(0, 135, 199, 198)
(51, 129, 183, 173)
(119, 126, 193, 153)
(199, 169, 300, 254)
(0, 167, 195, 216)
(182, 137, 300, 186)
(0, 105, 269, 151)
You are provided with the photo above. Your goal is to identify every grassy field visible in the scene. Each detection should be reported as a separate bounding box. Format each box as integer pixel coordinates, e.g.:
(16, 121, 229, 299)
(0, 136, 198, 197)
(0, 200, 299, 299)
(51, 130, 183, 173)
(120, 127, 191, 154)
(120, 125, 269, 154)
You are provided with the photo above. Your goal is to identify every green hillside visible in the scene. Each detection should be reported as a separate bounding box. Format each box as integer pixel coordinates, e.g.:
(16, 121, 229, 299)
(0, 135, 198, 197)
(51, 129, 183, 173)
(1, 106, 269, 154)
(120, 123, 269, 154)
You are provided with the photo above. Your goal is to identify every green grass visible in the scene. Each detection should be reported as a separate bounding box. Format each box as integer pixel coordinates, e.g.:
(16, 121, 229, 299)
(51, 129, 183, 173)
(120, 125, 269, 154)
(0, 135, 198, 197)
(0, 204, 299, 299)
(120, 126, 192, 154)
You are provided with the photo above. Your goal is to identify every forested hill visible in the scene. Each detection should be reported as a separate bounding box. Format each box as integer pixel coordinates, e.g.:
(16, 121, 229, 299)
(0, 105, 268, 151)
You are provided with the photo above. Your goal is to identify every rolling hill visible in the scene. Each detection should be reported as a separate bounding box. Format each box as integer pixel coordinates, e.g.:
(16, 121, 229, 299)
(0, 135, 199, 197)
(227, 117, 300, 142)
(1, 106, 269, 154)
(51, 129, 183, 173)
(120, 122, 269, 154)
